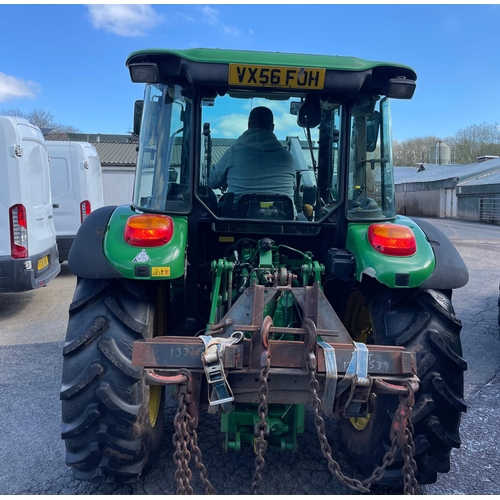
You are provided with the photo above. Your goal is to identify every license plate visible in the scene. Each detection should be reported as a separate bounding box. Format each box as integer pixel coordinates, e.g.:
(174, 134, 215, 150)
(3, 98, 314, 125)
(37, 255, 49, 271)
(229, 64, 325, 90)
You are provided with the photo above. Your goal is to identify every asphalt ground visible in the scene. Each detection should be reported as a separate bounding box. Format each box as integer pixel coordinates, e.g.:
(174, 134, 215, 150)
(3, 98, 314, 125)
(0, 217, 499, 495)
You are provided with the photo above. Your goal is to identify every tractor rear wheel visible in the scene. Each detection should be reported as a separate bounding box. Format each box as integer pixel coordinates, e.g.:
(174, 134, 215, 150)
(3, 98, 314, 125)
(60, 278, 165, 483)
(339, 280, 466, 486)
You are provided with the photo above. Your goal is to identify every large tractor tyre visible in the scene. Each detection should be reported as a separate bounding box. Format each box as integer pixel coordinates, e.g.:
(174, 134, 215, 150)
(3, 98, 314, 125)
(339, 280, 466, 487)
(60, 278, 165, 484)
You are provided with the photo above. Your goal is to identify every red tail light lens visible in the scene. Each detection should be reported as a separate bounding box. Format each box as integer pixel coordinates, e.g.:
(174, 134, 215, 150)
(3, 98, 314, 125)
(9, 204, 28, 259)
(80, 200, 91, 223)
(368, 223, 417, 257)
(124, 214, 174, 247)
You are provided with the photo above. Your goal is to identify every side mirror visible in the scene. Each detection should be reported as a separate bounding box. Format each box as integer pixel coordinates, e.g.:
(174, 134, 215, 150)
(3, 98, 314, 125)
(289, 101, 302, 116)
(366, 110, 380, 152)
(297, 94, 322, 129)
(133, 100, 144, 137)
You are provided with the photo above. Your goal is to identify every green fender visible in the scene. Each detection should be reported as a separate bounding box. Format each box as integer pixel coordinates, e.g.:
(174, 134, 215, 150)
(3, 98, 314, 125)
(103, 205, 188, 280)
(345, 215, 435, 288)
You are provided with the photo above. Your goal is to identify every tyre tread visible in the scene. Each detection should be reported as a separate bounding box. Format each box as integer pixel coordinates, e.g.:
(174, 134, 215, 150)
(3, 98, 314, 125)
(61, 279, 163, 484)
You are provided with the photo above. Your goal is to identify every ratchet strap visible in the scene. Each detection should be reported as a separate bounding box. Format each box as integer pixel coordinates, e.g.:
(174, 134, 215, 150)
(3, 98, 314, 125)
(200, 332, 243, 413)
(336, 341, 370, 397)
(317, 340, 338, 416)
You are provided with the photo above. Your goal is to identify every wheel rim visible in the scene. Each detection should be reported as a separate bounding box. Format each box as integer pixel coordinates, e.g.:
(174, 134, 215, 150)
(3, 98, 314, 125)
(344, 289, 374, 431)
(149, 284, 166, 427)
(149, 385, 162, 427)
(344, 289, 373, 345)
(350, 414, 371, 430)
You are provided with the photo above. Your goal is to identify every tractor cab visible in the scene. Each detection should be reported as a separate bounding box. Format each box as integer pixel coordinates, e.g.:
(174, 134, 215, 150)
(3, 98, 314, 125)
(129, 49, 416, 238)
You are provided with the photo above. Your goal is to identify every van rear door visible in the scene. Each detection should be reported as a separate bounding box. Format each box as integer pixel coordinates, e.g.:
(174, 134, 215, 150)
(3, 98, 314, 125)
(48, 143, 76, 236)
(84, 145, 104, 212)
(17, 123, 56, 260)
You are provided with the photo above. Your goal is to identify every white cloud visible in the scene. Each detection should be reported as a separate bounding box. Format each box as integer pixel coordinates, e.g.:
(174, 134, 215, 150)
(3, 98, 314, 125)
(200, 6, 219, 25)
(0, 73, 39, 102)
(198, 6, 245, 37)
(213, 101, 313, 141)
(214, 113, 248, 138)
(223, 25, 242, 36)
(168, 11, 195, 24)
(87, 5, 163, 37)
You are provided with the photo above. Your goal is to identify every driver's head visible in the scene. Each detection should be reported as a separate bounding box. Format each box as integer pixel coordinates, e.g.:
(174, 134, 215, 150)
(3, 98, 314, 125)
(248, 106, 274, 131)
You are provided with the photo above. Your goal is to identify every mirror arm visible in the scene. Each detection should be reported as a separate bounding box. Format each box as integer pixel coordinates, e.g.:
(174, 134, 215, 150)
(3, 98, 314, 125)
(362, 158, 388, 170)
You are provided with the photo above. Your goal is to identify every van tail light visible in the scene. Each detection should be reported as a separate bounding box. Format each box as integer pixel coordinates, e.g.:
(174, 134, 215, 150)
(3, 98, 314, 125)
(124, 214, 174, 247)
(368, 223, 417, 257)
(9, 204, 28, 259)
(80, 200, 91, 223)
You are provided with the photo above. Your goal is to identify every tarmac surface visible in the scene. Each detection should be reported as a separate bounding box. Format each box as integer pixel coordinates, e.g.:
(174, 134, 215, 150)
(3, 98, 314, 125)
(0, 216, 499, 495)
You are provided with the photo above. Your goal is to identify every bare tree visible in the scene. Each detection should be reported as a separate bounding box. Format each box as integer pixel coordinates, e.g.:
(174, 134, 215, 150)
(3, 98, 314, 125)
(448, 123, 500, 164)
(393, 135, 441, 166)
(0, 107, 80, 133)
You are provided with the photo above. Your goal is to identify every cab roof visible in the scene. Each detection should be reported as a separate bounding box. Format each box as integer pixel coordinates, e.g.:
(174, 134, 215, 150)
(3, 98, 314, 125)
(126, 48, 417, 99)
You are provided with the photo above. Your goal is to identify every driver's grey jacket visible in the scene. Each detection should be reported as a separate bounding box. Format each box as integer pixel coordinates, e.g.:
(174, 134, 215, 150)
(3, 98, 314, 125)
(208, 128, 296, 201)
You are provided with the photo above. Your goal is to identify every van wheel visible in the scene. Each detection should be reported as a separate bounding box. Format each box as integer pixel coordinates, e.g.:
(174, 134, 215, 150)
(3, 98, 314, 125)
(339, 281, 466, 486)
(60, 278, 164, 484)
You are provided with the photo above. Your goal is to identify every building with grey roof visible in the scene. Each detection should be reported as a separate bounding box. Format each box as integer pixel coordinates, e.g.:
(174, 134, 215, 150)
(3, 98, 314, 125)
(395, 157, 500, 222)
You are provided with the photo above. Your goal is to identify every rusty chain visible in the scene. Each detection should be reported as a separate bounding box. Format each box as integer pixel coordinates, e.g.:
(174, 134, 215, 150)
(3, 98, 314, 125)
(250, 350, 272, 495)
(170, 352, 417, 495)
(173, 391, 193, 494)
(172, 373, 215, 495)
(308, 355, 419, 494)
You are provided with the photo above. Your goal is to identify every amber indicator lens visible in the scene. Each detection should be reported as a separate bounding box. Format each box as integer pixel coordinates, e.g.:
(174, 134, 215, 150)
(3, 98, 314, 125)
(124, 214, 174, 247)
(368, 223, 417, 256)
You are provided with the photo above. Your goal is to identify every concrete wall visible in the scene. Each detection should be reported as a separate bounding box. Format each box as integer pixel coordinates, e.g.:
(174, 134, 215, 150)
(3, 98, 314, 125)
(396, 189, 441, 217)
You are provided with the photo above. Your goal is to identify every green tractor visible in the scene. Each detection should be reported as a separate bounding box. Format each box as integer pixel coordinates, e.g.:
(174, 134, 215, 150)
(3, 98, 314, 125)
(60, 48, 469, 492)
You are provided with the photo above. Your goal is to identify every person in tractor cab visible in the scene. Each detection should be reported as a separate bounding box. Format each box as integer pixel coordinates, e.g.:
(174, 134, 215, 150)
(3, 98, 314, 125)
(208, 106, 296, 207)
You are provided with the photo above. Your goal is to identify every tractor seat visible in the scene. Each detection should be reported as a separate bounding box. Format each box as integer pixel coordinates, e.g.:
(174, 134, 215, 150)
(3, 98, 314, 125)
(234, 193, 295, 221)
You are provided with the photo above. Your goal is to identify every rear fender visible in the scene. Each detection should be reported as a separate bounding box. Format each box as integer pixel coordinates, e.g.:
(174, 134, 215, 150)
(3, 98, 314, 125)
(345, 216, 436, 288)
(68, 205, 122, 279)
(103, 205, 188, 280)
(411, 217, 469, 290)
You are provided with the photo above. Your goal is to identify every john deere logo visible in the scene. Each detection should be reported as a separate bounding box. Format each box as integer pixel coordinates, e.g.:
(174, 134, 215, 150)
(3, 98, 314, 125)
(133, 249, 151, 263)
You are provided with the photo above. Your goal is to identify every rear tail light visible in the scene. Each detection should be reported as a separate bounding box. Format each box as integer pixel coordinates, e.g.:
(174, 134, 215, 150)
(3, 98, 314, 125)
(368, 223, 417, 257)
(124, 214, 174, 247)
(9, 204, 28, 259)
(80, 200, 91, 223)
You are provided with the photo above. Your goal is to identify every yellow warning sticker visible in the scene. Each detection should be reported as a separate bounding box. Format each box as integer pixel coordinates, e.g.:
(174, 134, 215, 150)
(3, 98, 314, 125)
(219, 236, 234, 242)
(152, 267, 171, 276)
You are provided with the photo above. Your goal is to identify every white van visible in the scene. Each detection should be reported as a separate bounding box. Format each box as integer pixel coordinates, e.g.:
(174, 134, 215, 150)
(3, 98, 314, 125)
(0, 116, 60, 292)
(46, 141, 104, 262)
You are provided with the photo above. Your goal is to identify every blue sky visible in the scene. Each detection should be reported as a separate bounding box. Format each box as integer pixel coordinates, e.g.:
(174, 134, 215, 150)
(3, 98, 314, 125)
(1, 3, 499, 142)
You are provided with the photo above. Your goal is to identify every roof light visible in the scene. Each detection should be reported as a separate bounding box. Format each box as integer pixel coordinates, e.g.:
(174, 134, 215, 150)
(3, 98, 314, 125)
(385, 78, 416, 100)
(124, 214, 174, 247)
(129, 63, 159, 83)
(368, 223, 417, 257)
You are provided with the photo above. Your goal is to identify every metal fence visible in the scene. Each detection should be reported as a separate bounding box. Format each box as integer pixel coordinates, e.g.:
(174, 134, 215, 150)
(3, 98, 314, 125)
(479, 197, 500, 223)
